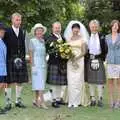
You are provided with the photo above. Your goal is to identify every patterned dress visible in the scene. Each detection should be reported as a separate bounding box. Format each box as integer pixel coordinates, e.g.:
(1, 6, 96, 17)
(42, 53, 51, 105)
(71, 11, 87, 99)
(106, 34, 120, 79)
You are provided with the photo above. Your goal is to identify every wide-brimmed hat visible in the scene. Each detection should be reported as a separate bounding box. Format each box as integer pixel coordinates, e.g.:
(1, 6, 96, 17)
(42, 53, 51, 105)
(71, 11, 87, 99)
(0, 23, 6, 30)
(31, 23, 47, 35)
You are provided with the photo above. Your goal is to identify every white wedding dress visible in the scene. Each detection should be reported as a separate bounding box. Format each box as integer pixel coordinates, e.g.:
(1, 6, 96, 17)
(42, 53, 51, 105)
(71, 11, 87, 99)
(67, 37, 89, 107)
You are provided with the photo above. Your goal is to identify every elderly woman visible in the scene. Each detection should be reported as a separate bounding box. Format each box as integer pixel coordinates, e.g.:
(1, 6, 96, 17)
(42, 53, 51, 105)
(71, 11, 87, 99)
(85, 20, 108, 107)
(106, 20, 120, 109)
(29, 23, 48, 109)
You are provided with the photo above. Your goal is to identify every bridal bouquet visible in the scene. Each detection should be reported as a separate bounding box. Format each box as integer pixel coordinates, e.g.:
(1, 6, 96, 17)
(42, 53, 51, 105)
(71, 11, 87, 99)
(58, 43, 72, 59)
(46, 39, 72, 59)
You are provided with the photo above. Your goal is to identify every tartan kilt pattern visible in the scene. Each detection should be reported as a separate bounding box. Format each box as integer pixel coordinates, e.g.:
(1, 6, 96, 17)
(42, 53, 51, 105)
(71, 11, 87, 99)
(47, 64, 67, 85)
(5, 58, 28, 84)
(85, 59, 106, 84)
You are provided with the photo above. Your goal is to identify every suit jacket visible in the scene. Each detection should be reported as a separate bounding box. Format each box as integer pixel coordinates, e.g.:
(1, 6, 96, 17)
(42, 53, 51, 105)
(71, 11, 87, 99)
(106, 33, 120, 64)
(45, 33, 66, 65)
(4, 27, 26, 60)
(85, 33, 108, 61)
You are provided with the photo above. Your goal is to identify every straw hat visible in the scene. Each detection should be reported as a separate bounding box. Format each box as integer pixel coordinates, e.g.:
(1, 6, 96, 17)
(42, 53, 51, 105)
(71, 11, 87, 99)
(31, 23, 47, 35)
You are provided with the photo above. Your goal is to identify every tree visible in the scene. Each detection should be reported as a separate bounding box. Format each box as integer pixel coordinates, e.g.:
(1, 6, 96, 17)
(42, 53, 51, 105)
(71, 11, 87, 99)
(84, 0, 120, 33)
(0, 0, 85, 32)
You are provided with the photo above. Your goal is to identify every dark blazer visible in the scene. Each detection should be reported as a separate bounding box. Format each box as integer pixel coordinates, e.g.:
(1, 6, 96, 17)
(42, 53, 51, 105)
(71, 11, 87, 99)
(45, 33, 66, 65)
(85, 33, 108, 61)
(4, 27, 26, 60)
(3, 27, 28, 83)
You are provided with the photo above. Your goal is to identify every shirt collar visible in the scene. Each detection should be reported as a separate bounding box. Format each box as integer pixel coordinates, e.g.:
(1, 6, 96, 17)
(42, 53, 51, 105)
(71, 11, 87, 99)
(91, 32, 98, 35)
(53, 33, 61, 38)
(12, 25, 19, 31)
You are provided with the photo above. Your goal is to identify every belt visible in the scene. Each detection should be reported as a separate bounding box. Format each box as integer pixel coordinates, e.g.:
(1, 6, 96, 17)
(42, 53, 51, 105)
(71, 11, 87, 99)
(89, 54, 101, 60)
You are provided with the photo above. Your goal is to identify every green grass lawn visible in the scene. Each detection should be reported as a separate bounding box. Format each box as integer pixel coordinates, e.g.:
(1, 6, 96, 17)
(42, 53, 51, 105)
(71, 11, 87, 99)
(0, 83, 120, 120)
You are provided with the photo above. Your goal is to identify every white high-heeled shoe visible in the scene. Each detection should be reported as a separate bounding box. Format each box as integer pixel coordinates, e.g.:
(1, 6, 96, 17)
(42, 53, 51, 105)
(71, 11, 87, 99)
(73, 104, 78, 108)
(68, 104, 73, 108)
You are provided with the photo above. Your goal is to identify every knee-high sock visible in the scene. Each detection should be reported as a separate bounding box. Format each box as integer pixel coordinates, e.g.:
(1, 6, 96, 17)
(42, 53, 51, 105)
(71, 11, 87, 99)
(50, 85, 61, 101)
(97, 85, 104, 100)
(5, 88, 12, 105)
(16, 85, 23, 103)
(89, 84, 96, 101)
(60, 86, 66, 98)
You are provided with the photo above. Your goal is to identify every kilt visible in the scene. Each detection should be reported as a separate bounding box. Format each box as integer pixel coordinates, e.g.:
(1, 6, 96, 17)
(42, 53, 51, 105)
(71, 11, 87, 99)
(5, 58, 28, 84)
(85, 59, 106, 84)
(47, 63, 67, 85)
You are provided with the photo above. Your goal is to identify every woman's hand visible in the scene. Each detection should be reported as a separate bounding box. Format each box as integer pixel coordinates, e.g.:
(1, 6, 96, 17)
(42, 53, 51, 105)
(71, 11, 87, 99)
(29, 51, 34, 66)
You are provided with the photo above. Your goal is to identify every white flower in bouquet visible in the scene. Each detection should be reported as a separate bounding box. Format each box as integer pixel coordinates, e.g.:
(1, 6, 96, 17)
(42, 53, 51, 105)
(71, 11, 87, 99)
(50, 42, 54, 47)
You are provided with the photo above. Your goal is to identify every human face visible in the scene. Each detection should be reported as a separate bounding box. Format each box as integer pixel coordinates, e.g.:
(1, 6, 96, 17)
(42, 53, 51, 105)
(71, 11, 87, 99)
(52, 23, 61, 35)
(35, 28, 44, 39)
(89, 23, 99, 34)
(0, 29, 5, 39)
(112, 22, 119, 33)
(12, 15, 22, 28)
(72, 27, 80, 36)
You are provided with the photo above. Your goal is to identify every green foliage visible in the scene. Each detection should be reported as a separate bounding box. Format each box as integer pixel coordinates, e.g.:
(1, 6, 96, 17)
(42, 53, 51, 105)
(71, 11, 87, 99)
(0, 0, 85, 32)
(0, 0, 120, 34)
(84, 0, 120, 34)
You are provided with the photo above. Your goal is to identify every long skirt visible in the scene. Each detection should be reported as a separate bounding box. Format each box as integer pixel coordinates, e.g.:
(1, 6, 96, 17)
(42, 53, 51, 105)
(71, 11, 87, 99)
(67, 57, 89, 106)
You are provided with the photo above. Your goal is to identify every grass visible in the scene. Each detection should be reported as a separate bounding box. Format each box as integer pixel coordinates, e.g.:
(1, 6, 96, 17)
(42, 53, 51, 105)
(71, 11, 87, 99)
(0, 83, 120, 120)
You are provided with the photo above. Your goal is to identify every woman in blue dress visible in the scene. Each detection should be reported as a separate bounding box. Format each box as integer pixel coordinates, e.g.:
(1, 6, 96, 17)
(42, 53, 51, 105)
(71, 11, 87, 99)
(29, 23, 48, 109)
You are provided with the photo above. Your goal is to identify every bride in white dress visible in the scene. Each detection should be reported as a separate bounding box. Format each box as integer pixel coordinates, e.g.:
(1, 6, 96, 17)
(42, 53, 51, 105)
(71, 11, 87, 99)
(64, 21, 90, 108)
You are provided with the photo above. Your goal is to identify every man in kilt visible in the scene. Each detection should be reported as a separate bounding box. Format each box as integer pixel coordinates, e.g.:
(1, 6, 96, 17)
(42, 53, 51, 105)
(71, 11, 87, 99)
(3, 13, 28, 111)
(46, 22, 67, 108)
(85, 20, 108, 107)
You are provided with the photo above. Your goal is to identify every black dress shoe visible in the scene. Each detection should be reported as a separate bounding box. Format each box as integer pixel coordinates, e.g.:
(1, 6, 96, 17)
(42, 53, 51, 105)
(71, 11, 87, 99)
(15, 102, 26, 108)
(52, 102, 60, 108)
(0, 108, 7, 115)
(56, 99, 66, 105)
(90, 101, 96, 106)
(4, 104, 12, 111)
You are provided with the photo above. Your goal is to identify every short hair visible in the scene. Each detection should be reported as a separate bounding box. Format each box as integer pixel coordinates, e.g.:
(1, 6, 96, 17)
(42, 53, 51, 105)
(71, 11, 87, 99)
(11, 12, 22, 20)
(110, 20, 120, 33)
(89, 19, 100, 27)
(72, 23, 80, 29)
(52, 21, 61, 27)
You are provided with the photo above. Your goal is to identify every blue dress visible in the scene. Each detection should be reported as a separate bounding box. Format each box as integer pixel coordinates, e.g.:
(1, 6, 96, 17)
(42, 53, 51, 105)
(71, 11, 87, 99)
(29, 38, 47, 90)
(0, 38, 7, 82)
